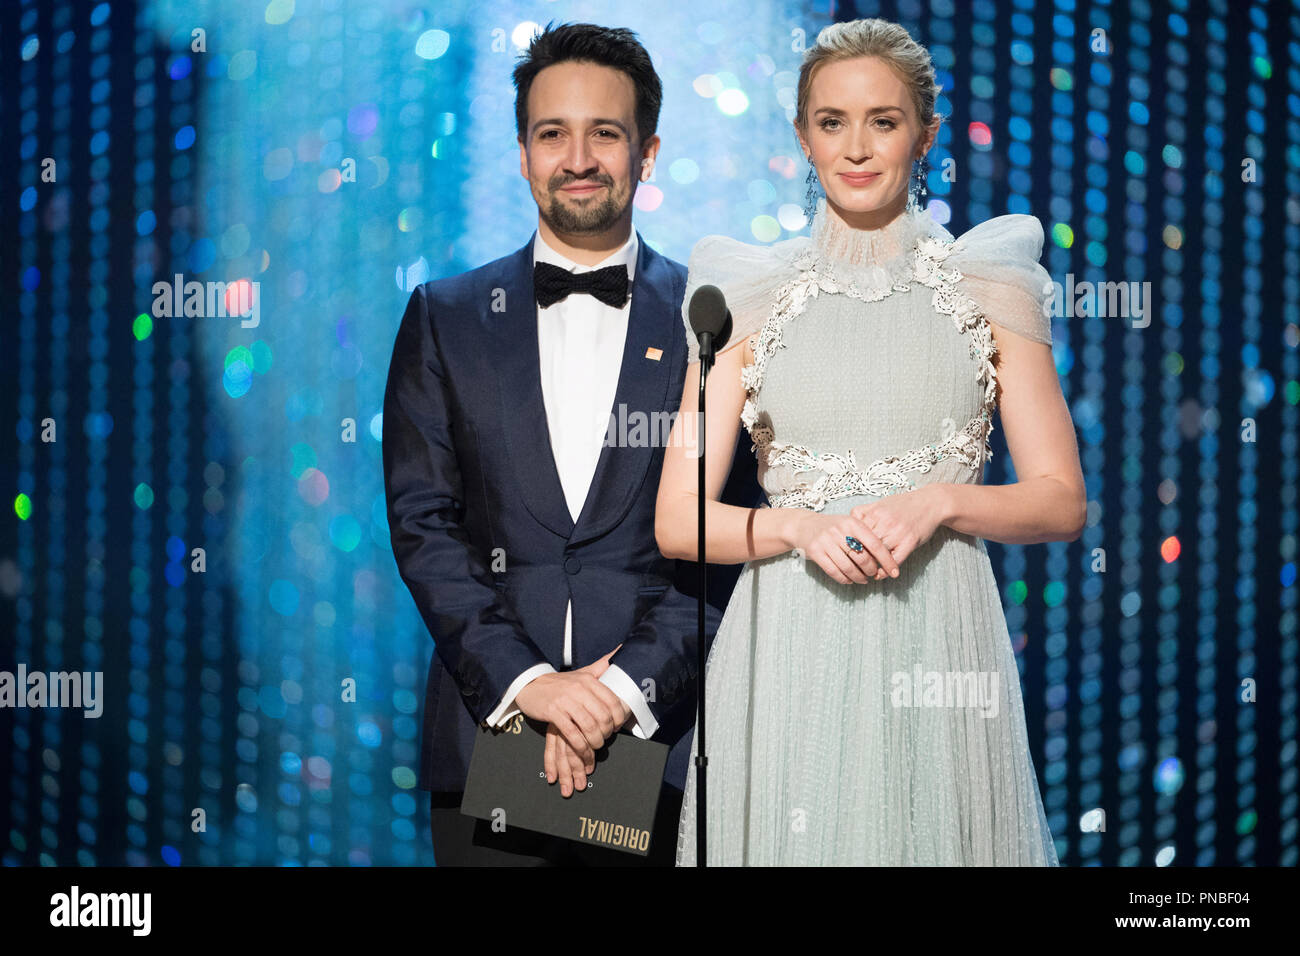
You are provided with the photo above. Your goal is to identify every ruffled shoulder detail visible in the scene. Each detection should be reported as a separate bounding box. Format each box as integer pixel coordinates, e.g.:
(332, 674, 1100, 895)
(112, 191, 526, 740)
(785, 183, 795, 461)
(680, 234, 806, 364)
(943, 214, 1055, 346)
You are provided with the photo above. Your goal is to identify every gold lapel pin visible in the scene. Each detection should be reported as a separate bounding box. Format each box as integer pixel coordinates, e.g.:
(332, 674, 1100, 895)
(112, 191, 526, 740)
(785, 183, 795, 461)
(645, 347, 663, 362)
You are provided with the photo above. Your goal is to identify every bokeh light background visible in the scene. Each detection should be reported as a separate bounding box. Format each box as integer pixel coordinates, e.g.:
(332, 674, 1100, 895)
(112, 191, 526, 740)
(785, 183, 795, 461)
(2, 0, 1296, 865)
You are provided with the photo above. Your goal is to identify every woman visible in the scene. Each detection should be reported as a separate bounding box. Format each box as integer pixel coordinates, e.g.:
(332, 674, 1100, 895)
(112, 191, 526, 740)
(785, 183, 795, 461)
(656, 18, 1085, 865)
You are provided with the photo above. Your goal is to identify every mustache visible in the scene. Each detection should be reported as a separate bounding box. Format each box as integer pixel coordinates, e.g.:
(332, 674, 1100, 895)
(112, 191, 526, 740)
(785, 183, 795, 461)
(549, 173, 614, 190)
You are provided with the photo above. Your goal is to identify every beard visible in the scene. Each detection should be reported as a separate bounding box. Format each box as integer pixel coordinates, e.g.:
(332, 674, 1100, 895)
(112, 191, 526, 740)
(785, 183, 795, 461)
(537, 172, 628, 234)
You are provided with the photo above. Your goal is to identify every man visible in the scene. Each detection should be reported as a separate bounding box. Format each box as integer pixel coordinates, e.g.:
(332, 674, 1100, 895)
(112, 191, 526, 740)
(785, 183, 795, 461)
(382, 22, 763, 866)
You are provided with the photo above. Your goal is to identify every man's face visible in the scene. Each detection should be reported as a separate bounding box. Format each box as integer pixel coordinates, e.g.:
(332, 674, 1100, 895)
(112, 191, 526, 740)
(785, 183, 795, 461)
(518, 60, 658, 235)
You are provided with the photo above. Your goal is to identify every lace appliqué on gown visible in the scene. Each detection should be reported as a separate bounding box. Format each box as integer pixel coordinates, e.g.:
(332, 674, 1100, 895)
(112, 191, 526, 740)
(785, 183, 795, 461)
(741, 231, 1000, 512)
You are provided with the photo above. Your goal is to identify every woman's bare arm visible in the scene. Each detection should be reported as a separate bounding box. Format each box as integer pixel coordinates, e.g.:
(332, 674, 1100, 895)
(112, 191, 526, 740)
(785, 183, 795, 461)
(656, 340, 799, 563)
(937, 323, 1086, 544)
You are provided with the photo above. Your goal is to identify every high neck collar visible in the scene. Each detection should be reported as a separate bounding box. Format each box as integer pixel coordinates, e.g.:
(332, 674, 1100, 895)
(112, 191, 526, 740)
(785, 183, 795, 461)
(806, 198, 939, 290)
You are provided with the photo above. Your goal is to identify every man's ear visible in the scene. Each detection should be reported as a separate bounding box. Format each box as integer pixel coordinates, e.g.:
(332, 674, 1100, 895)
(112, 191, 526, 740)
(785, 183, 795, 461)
(639, 134, 662, 181)
(518, 136, 528, 181)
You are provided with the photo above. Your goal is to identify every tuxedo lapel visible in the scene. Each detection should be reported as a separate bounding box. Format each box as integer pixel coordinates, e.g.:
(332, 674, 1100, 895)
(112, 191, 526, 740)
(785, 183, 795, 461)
(497, 237, 577, 538)
(496, 232, 676, 546)
(569, 234, 674, 547)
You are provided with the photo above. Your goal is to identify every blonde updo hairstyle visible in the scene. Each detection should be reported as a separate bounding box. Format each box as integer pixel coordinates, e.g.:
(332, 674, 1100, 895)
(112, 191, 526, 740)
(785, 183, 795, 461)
(794, 18, 944, 158)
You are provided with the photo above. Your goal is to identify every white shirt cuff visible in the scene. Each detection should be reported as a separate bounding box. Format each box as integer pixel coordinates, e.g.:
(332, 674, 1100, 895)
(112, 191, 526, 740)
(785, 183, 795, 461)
(484, 663, 556, 727)
(600, 664, 658, 739)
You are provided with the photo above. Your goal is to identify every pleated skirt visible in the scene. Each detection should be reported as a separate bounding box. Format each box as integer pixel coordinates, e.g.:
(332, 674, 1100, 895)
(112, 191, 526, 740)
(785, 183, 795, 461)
(674, 519, 1059, 867)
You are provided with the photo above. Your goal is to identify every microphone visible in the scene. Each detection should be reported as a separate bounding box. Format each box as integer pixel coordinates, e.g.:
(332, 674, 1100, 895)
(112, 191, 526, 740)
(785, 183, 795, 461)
(688, 284, 732, 364)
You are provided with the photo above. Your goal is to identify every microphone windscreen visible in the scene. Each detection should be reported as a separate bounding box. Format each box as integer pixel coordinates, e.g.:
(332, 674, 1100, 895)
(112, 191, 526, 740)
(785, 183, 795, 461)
(688, 285, 732, 351)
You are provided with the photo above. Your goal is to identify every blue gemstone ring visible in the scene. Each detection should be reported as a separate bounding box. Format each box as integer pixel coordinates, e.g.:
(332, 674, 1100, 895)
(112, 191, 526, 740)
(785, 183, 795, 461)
(844, 535, 864, 553)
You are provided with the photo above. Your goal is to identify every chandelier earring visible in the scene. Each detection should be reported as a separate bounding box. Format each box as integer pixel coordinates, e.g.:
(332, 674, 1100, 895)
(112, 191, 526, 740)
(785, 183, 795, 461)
(804, 154, 822, 222)
(907, 155, 930, 211)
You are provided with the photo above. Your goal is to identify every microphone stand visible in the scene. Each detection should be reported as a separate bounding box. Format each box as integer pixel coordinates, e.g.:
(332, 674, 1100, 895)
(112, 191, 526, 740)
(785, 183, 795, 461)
(695, 333, 713, 868)
(686, 284, 730, 868)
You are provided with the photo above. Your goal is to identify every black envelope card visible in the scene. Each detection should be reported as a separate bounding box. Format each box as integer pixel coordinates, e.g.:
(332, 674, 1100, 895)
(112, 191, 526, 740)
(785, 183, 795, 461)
(461, 714, 670, 857)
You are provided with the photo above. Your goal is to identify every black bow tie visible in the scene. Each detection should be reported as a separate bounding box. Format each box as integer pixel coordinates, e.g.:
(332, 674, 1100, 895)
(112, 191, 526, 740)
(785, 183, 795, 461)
(534, 260, 630, 309)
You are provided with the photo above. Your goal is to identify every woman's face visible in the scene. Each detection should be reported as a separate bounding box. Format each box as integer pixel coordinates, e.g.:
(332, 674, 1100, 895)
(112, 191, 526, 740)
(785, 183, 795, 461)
(795, 55, 939, 228)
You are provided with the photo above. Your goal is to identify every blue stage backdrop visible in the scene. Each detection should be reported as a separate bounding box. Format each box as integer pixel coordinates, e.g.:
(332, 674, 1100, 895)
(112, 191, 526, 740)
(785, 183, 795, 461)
(1, 0, 1295, 866)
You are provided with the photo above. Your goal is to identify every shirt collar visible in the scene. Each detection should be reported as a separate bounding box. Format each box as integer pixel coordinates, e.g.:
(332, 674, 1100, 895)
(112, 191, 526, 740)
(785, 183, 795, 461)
(533, 227, 639, 282)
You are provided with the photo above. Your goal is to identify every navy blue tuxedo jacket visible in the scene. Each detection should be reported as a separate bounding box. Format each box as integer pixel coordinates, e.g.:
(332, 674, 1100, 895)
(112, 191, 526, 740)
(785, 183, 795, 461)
(381, 231, 764, 793)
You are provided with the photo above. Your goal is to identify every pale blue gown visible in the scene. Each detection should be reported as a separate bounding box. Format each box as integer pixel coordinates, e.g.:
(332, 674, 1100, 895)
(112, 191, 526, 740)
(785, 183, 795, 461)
(674, 198, 1060, 866)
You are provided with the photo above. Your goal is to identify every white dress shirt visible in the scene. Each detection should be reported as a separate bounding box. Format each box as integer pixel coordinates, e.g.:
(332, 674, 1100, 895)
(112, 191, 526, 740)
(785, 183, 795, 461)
(481, 227, 658, 740)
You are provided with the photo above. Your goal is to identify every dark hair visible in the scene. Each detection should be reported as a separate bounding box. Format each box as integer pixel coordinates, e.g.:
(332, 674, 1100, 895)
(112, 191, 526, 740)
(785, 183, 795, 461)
(512, 22, 662, 144)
